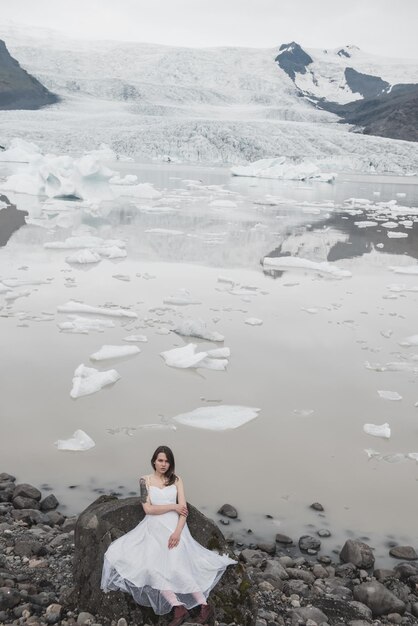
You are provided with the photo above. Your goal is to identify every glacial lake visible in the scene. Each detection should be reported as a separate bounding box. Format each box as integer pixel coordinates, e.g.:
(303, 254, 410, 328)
(1, 161, 418, 565)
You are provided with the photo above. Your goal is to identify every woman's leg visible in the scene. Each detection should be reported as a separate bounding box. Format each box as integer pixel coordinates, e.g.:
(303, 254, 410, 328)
(192, 591, 207, 605)
(161, 590, 183, 607)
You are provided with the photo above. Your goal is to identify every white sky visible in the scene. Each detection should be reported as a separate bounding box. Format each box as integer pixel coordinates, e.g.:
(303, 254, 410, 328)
(2, 0, 418, 59)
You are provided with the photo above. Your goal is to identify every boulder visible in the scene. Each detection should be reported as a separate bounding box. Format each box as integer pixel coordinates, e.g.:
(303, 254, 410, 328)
(72, 495, 256, 625)
(389, 546, 418, 560)
(217, 504, 238, 519)
(40, 494, 59, 512)
(353, 581, 405, 616)
(340, 539, 374, 569)
(299, 535, 321, 553)
(13, 484, 42, 501)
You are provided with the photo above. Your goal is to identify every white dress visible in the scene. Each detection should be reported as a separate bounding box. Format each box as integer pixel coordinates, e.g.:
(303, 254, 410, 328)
(101, 479, 236, 615)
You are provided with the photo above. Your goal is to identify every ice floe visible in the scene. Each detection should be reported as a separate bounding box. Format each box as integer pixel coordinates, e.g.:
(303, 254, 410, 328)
(386, 284, 418, 293)
(173, 318, 224, 342)
(354, 221, 378, 228)
(293, 409, 314, 417)
(172, 405, 260, 430)
(389, 265, 418, 275)
(231, 157, 335, 182)
(70, 364, 121, 398)
(54, 429, 95, 451)
(365, 449, 418, 464)
(399, 335, 418, 347)
(263, 256, 351, 278)
(123, 334, 148, 342)
(163, 290, 202, 306)
(160, 343, 229, 370)
(58, 300, 137, 318)
(90, 345, 140, 361)
(245, 317, 263, 326)
(377, 390, 402, 401)
(387, 231, 408, 238)
(145, 228, 184, 235)
(58, 315, 115, 334)
(65, 249, 102, 264)
(363, 423, 391, 438)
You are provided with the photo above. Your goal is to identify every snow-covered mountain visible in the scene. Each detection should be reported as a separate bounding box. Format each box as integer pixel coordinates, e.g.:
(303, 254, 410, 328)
(0, 23, 417, 171)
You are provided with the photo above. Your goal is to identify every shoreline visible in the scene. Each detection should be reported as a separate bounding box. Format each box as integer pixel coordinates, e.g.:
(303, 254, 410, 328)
(1, 472, 418, 625)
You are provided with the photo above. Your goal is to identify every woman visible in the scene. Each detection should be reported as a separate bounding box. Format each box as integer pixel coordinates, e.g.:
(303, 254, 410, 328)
(101, 445, 236, 626)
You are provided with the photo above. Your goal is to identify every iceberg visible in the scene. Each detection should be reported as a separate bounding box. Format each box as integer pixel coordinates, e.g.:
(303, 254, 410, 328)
(65, 249, 102, 264)
(173, 318, 224, 342)
(54, 429, 95, 451)
(363, 423, 391, 438)
(263, 256, 351, 278)
(70, 364, 121, 398)
(172, 405, 260, 430)
(58, 315, 115, 334)
(58, 300, 137, 318)
(90, 345, 141, 361)
(231, 157, 335, 182)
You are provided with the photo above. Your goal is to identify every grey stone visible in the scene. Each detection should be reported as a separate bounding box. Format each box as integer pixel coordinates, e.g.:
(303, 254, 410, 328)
(292, 606, 328, 623)
(394, 562, 418, 578)
(0, 473, 15, 482)
(0, 587, 21, 610)
(13, 540, 42, 558)
(77, 612, 95, 625)
(283, 579, 310, 598)
(389, 546, 418, 560)
(257, 542, 276, 555)
(12, 496, 40, 510)
(278, 556, 294, 567)
(40, 494, 59, 512)
(299, 535, 321, 553)
(374, 568, 398, 581)
(348, 601, 372, 619)
(46, 511, 65, 526)
(45, 603, 62, 624)
(411, 602, 418, 618)
(340, 539, 375, 569)
(387, 613, 402, 624)
(312, 564, 329, 579)
(217, 503, 238, 519)
(117, 619, 127, 626)
(317, 529, 331, 538)
(240, 549, 264, 566)
(353, 580, 406, 616)
(11, 509, 48, 525)
(310, 502, 324, 511)
(73, 495, 256, 625)
(61, 516, 78, 532)
(275, 533, 293, 544)
(263, 560, 288, 580)
(286, 568, 315, 585)
(13, 484, 42, 502)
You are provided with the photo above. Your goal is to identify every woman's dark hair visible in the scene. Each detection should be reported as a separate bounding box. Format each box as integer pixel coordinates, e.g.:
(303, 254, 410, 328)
(151, 445, 177, 486)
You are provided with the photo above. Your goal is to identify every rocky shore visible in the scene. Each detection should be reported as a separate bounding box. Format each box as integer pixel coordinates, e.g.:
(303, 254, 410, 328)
(1, 473, 418, 626)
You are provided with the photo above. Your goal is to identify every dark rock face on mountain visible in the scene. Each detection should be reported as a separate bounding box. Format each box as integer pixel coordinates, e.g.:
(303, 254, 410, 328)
(344, 67, 390, 99)
(0, 39, 58, 110)
(275, 42, 313, 81)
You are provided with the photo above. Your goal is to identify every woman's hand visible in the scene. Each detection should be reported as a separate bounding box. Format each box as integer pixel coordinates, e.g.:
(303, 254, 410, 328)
(168, 531, 181, 549)
(174, 503, 188, 517)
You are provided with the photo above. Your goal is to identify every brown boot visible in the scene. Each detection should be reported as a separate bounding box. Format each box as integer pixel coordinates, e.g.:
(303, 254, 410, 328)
(168, 605, 190, 626)
(195, 603, 214, 625)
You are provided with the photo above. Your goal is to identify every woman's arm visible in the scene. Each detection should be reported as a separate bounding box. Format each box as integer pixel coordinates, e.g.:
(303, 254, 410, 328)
(139, 477, 188, 516)
(168, 477, 188, 548)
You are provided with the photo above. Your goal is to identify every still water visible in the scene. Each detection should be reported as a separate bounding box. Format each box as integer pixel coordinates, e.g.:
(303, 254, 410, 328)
(1, 162, 418, 565)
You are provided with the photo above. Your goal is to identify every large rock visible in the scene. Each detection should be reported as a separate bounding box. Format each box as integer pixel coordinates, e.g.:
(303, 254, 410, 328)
(72, 495, 256, 625)
(353, 581, 405, 616)
(340, 539, 375, 569)
(13, 483, 42, 502)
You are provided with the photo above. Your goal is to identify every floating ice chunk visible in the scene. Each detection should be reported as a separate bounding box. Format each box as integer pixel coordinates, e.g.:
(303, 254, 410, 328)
(45, 236, 126, 250)
(302, 307, 318, 314)
(90, 345, 140, 361)
(172, 405, 260, 430)
(381, 221, 398, 229)
(376, 243, 384, 248)
(245, 318, 263, 326)
(231, 157, 335, 182)
(113, 182, 162, 199)
(387, 283, 418, 293)
(363, 423, 391, 438)
(70, 364, 121, 398)
(5, 289, 31, 303)
(365, 448, 381, 459)
(155, 327, 171, 335)
(100, 246, 127, 259)
(399, 335, 418, 347)
(217, 276, 236, 285)
(112, 274, 130, 281)
(2, 278, 51, 287)
(173, 318, 224, 342)
(163, 290, 202, 306)
(66, 249, 101, 264)
(145, 228, 184, 235)
(263, 256, 351, 278)
(0, 284, 12, 294)
(58, 315, 115, 334)
(396, 192, 406, 198)
(109, 174, 138, 185)
(364, 361, 387, 372)
(378, 390, 402, 401)
(389, 265, 418, 275)
(58, 300, 137, 318)
(161, 343, 228, 370)
(206, 347, 230, 358)
(54, 429, 95, 451)
(293, 409, 314, 417)
(380, 329, 393, 339)
(408, 453, 418, 462)
(354, 221, 378, 228)
(387, 231, 408, 238)
(123, 334, 148, 342)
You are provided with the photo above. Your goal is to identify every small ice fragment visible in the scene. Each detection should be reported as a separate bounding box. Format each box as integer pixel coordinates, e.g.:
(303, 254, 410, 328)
(160, 343, 228, 370)
(5, 289, 31, 303)
(245, 318, 263, 326)
(54, 429, 95, 451)
(172, 405, 260, 430)
(387, 283, 418, 293)
(376, 243, 384, 248)
(70, 364, 121, 398)
(364, 448, 381, 459)
(380, 329, 393, 339)
(408, 453, 418, 462)
(301, 307, 318, 314)
(66, 249, 101, 264)
(155, 327, 171, 335)
(206, 347, 230, 358)
(293, 409, 314, 417)
(364, 361, 387, 372)
(90, 345, 140, 361)
(263, 256, 351, 278)
(173, 318, 224, 342)
(381, 221, 398, 229)
(396, 192, 406, 198)
(163, 289, 202, 306)
(58, 315, 115, 334)
(377, 390, 402, 401)
(217, 276, 235, 285)
(363, 423, 391, 438)
(399, 335, 418, 347)
(145, 228, 184, 235)
(58, 300, 137, 318)
(112, 274, 131, 281)
(389, 265, 418, 275)
(387, 231, 408, 238)
(123, 334, 148, 342)
(354, 221, 378, 228)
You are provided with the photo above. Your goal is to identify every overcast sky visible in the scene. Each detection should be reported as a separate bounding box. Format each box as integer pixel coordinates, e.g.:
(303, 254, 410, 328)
(3, 0, 418, 59)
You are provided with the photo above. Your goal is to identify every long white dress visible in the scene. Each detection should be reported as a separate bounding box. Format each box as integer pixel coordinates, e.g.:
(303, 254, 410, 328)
(101, 480, 236, 615)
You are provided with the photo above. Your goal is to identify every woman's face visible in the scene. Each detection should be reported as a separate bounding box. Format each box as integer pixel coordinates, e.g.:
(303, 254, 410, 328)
(154, 453, 169, 474)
